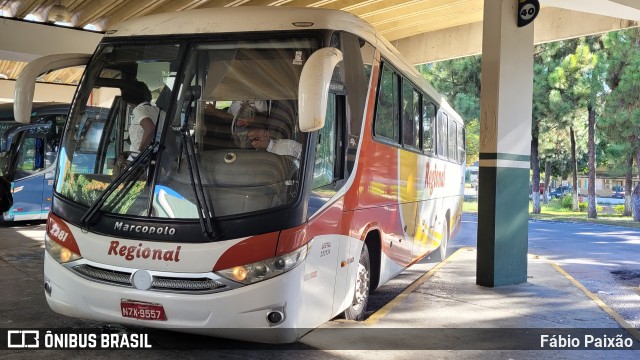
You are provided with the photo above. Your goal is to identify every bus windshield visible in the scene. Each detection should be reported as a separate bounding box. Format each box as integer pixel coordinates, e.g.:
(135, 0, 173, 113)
(57, 37, 315, 220)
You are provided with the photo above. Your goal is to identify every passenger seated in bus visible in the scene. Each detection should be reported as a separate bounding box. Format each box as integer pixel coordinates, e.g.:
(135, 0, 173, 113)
(121, 81, 165, 153)
(246, 123, 301, 158)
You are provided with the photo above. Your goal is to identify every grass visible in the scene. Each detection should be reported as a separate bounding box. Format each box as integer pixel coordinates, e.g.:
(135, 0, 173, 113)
(463, 198, 640, 229)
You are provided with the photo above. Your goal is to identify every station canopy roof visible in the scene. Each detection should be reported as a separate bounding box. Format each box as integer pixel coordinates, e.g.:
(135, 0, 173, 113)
(0, 0, 639, 86)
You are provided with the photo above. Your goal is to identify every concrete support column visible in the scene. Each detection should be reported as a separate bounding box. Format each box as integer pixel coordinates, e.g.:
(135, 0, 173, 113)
(476, 0, 533, 287)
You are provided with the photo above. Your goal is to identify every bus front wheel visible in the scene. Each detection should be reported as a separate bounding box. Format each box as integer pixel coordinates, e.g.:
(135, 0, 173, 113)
(344, 243, 370, 321)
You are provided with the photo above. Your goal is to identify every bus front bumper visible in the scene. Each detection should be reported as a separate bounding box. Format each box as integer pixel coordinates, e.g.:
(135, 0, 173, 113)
(43, 252, 306, 344)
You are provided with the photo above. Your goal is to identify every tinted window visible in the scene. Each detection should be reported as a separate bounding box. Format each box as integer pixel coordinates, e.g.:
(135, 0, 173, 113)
(374, 64, 399, 142)
(448, 119, 457, 162)
(313, 93, 337, 189)
(457, 124, 465, 164)
(437, 112, 448, 158)
(423, 101, 436, 155)
(402, 81, 420, 150)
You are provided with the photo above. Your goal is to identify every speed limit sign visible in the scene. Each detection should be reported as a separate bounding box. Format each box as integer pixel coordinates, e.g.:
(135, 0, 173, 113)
(517, 0, 540, 27)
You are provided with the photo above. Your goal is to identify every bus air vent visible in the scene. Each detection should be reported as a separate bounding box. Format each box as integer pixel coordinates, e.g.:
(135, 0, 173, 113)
(152, 277, 225, 291)
(70, 264, 229, 294)
(72, 264, 132, 286)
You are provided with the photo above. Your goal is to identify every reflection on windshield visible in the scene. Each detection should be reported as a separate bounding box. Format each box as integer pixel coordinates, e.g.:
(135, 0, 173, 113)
(57, 38, 314, 221)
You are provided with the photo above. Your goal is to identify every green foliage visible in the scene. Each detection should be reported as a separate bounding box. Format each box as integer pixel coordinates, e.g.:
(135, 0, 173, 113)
(60, 174, 104, 205)
(419, 55, 481, 119)
(419, 56, 482, 165)
(600, 28, 640, 161)
(58, 157, 147, 217)
(453, 92, 480, 123)
(465, 118, 479, 165)
(578, 202, 603, 212)
(105, 181, 146, 214)
(420, 30, 640, 188)
(561, 195, 573, 209)
(614, 205, 625, 214)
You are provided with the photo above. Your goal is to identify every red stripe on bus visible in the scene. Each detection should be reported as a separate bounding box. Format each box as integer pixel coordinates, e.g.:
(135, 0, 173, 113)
(47, 213, 81, 256)
(276, 198, 346, 256)
(212, 231, 279, 271)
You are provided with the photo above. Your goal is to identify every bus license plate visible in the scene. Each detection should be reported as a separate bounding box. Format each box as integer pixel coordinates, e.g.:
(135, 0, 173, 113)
(121, 300, 166, 321)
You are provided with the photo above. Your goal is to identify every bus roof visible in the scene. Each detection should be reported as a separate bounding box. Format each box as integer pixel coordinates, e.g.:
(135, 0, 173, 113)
(106, 7, 461, 124)
(106, 7, 374, 40)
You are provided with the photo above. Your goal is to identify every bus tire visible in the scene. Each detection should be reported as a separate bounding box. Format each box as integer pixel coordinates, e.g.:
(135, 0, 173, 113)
(344, 243, 370, 321)
(439, 220, 448, 262)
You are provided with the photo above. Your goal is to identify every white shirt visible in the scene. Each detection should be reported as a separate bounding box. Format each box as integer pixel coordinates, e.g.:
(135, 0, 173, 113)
(129, 102, 165, 152)
(266, 139, 302, 158)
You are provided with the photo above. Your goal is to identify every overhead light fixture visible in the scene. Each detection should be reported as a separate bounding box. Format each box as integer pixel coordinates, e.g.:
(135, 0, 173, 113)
(47, 2, 71, 23)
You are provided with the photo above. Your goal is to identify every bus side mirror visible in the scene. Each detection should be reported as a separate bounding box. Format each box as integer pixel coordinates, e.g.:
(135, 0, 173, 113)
(298, 48, 343, 132)
(14, 53, 91, 124)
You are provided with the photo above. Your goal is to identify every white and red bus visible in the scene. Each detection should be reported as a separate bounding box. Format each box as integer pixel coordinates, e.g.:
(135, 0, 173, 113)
(15, 7, 465, 343)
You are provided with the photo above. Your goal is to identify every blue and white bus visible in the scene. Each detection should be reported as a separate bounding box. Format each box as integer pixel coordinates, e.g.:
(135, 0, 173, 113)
(0, 102, 107, 221)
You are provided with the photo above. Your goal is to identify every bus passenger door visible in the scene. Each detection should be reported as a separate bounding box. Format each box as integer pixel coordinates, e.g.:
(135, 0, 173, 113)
(41, 165, 56, 220)
(40, 114, 66, 219)
(11, 136, 47, 220)
(302, 91, 350, 324)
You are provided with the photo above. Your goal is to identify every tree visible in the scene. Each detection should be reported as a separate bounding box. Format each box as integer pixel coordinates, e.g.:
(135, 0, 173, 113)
(548, 39, 601, 215)
(465, 118, 480, 165)
(600, 28, 640, 220)
(419, 56, 482, 165)
(531, 41, 576, 213)
(601, 143, 634, 215)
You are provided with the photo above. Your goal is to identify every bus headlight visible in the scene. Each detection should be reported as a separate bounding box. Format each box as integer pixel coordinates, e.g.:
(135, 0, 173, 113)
(45, 213, 82, 263)
(45, 234, 82, 263)
(216, 243, 310, 285)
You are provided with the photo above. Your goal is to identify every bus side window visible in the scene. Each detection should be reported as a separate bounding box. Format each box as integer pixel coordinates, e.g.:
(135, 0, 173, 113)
(423, 101, 436, 155)
(448, 119, 457, 163)
(401, 80, 420, 150)
(437, 112, 448, 158)
(457, 125, 466, 164)
(40, 114, 65, 153)
(15, 137, 45, 178)
(312, 92, 339, 189)
(374, 64, 399, 143)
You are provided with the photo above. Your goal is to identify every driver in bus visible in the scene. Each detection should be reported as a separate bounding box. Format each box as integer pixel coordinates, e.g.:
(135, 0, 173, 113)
(246, 123, 301, 158)
(230, 101, 267, 149)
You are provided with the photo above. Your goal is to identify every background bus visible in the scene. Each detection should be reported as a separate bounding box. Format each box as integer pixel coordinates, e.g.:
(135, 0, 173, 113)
(15, 7, 465, 343)
(0, 102, 107, 221)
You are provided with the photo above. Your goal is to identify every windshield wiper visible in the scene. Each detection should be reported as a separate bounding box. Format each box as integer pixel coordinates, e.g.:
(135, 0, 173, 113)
(180, 129, 218, 240)
(80, 142, 159, 226)
(177, 85, 218, 240)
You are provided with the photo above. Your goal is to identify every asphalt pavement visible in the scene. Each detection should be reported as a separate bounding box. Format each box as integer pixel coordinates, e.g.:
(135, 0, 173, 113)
(1, 214, 639, 359)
